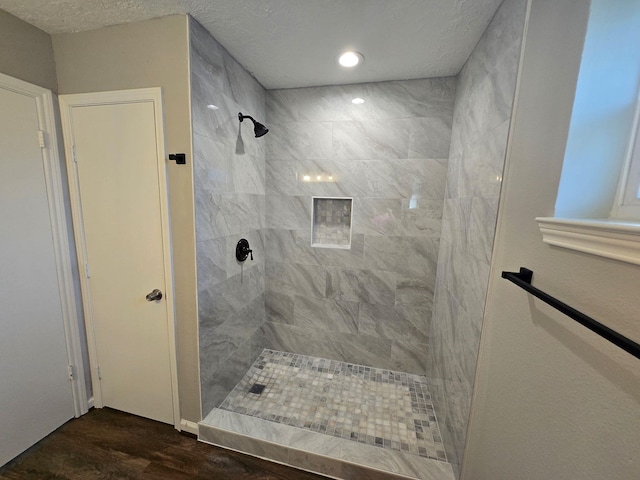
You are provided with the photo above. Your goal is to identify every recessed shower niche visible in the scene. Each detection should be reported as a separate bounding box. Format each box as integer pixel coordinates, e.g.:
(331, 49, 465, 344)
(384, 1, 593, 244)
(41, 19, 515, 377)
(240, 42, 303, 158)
(311, 197, 353, 248)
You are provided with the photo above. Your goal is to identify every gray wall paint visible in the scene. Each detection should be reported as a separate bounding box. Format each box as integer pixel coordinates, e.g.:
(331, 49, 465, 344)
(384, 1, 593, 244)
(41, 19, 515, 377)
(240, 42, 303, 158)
(190, 18, 268, 416)
(0, 9, 57, 92)
(53, 15, 201, 423)
(263, 79, 456, 373)
(429, 0, 527, 472)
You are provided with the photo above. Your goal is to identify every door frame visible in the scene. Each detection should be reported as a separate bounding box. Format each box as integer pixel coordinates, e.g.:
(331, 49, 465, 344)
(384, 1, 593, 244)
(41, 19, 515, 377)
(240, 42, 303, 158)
(0, 72, 87, 417)
(59, 88, 180, 429)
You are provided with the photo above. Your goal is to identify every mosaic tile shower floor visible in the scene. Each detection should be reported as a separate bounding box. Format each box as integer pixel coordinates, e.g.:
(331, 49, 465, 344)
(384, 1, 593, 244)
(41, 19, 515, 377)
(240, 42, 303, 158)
(219, 349, 447, 462)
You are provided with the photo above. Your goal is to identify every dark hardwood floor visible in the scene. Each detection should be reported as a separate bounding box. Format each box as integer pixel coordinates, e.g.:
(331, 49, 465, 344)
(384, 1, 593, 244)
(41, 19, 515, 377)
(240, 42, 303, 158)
(0, 408, 329, 479)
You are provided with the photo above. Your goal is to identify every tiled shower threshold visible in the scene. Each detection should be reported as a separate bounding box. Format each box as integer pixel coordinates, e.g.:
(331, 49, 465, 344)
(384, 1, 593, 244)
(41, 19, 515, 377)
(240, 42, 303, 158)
(198, 350, 454, 480)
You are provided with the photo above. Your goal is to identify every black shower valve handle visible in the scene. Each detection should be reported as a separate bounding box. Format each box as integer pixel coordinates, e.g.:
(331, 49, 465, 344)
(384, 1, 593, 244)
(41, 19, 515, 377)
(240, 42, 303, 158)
(236, 238, 254, 262)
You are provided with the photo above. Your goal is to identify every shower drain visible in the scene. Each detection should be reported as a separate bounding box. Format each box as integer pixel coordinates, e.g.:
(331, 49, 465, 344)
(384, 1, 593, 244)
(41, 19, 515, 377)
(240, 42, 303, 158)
(249, 383, 266, 394)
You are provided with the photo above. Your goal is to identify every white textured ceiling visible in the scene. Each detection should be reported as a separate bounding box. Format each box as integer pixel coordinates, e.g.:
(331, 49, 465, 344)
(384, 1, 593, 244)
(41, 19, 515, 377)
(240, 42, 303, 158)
(0, 0, 504, 89)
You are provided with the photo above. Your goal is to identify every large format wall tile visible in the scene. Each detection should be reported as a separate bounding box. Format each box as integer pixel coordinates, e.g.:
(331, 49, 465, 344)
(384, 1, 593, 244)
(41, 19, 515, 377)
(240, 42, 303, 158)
(196, 237, 226, 288)
(264, 78, 455, 383)
(429, 0, 527, 473)
(456, 119, 509, 198)
(326, 268, 397, 306)
(408, 117, 453, 159)
(297, 84, 368, 123)
(352, 197, 402, 236)
(201, 328, 268, 413)
(399, 198, 444, 238)
(265, 289, 295, 325)
(265, 195, 311, 230)
(333, 119, 411, 160)
(267, 121, 333, 160)
(294, 296, 359, 334)
(260, 322, 397, 372)
(266, 261, 328, 299)
(361, 78, 457, 121)
(391, 339, 429, 373)
(191, 17, 268, 416)
(193, 133, 233, 192)
(362, 158, 447, 199)
(198, 265, 265, 335)
(196, 191, 264, 240)
(364, 236, 439, 277)
(358, 303, 430, 344)
(395, 274, 435, 308)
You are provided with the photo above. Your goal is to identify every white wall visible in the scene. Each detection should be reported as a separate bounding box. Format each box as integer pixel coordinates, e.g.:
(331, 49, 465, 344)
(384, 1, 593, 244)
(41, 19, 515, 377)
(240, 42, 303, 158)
(463, 1, 640, 479)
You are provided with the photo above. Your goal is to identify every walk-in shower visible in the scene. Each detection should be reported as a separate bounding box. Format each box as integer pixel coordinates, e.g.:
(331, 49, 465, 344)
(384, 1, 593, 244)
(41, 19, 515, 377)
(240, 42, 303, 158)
(190, 0, 527, 476)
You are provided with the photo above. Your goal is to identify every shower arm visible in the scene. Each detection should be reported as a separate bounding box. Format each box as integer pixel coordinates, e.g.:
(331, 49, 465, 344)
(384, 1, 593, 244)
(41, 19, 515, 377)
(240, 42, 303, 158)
(238, 113, 255, 123)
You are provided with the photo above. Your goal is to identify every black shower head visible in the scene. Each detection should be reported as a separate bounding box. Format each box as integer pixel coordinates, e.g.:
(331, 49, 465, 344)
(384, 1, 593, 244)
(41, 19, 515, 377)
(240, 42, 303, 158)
(253, 121, 269, 138)
(238, 112, 269, 138)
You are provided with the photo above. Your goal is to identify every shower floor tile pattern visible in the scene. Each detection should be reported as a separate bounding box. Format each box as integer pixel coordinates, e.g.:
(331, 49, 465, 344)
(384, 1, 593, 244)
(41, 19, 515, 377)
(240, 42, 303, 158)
(219, 349, 447, 462)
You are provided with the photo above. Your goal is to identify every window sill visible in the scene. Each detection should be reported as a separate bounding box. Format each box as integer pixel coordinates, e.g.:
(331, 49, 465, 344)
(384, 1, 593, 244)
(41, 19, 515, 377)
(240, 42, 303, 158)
(536, 217, 640, 265)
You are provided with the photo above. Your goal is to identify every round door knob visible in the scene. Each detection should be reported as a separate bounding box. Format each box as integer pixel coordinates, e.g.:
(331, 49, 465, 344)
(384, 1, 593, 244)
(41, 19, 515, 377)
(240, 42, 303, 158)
(146, 289, 163, 301)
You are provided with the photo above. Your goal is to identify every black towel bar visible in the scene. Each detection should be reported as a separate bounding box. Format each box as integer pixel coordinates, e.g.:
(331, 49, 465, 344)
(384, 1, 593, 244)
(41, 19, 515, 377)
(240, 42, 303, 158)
(502, 267, 640, 360)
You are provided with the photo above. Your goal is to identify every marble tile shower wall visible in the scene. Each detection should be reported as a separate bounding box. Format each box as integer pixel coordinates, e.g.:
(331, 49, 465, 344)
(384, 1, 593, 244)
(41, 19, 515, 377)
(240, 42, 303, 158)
(263, 79, 456, 374)
(190, 18, 268, 416)
(428, 0, 527, 472)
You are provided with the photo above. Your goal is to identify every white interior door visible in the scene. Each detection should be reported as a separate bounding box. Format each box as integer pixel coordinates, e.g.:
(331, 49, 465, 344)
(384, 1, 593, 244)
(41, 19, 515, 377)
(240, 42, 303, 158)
(0, 80, 75, 466)
(60, 89, 178, 426)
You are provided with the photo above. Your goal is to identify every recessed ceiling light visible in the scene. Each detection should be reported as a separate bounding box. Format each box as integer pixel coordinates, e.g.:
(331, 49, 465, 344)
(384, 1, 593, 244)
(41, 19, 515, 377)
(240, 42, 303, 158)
(338, 51, 364, 68)
(207, 104, 219, 110)
(352, 98, 365, 105)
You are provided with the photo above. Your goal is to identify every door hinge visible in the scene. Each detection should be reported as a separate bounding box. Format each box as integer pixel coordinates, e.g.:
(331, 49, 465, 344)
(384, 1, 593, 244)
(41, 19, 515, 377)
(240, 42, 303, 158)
(67, 365, 74, 381)
(97, 366, 102, 380)
(37, 130, 46, 148)
(84, 262, 90, 278)
(72, 145, 78, 163)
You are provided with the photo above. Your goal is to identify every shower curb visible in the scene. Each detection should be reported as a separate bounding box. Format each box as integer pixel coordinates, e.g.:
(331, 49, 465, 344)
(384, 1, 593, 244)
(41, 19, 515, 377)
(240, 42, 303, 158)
(199, 409, 455, 480)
